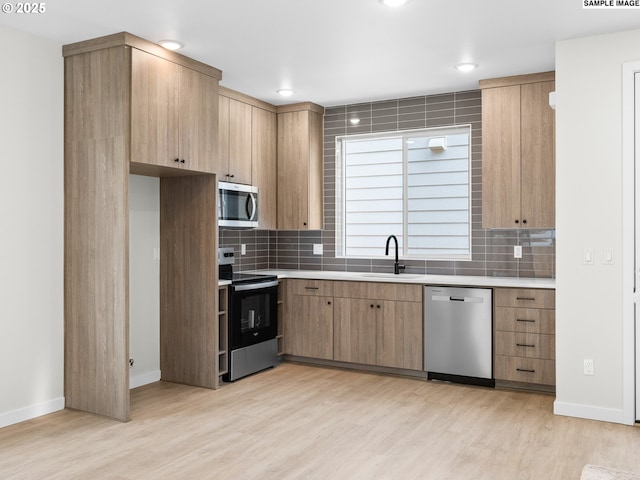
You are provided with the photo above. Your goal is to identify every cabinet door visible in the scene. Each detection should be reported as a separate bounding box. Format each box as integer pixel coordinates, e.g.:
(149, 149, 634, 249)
(520, 81, 555, 228)
(218, 95, 230, 176)
(252, 107, 277, 229)
(278, 110, 310, 229)
(228, 98, 252, 184)
(481, 85, 521, 229)
(131, 48, 180, 169)
(334, 298, 378, 365)
(288, 294, 333, 360)
(377, 300, 423, 370)
(178, 66, 219, 174)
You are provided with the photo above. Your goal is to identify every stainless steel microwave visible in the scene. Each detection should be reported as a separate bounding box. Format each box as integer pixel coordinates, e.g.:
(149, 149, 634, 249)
(218, 181, 259, 228)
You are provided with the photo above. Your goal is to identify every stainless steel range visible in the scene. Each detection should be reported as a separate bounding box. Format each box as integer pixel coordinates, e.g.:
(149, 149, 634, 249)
(219, 247, 279, 382)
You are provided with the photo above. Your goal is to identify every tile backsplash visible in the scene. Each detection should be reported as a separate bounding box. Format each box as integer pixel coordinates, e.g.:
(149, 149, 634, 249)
(220, 90, 555, 279)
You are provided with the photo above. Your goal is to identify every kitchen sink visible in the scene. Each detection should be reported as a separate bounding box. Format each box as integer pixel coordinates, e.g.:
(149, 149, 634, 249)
(357, 273, 425, 279)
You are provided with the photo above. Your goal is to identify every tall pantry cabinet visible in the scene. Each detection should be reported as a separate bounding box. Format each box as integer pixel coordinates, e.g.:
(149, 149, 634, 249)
(63, 32, 222, 421)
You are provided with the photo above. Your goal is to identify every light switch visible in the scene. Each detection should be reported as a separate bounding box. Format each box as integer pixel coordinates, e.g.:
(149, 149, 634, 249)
(584, 248, 594, 265)
(604, 248, 614, 265)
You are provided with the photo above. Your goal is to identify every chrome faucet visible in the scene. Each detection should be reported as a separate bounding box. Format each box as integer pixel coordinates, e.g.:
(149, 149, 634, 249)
(385, 235, 405, 275)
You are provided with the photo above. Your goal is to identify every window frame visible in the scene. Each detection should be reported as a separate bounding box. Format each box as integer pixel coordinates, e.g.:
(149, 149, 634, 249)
(335, 125, 473, 261)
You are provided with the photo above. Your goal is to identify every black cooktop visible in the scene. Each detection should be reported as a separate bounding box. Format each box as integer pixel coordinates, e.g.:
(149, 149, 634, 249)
(219, 264, 277, 285)
(230, 272, 278, 284)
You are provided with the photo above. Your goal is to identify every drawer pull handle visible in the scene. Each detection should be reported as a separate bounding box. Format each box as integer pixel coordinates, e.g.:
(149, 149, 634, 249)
(516, 319, 535, 323)
(516, 343, 536, 348)
(305, 287, 319, 290)
(516, 368, 536, 373)
(516, 297, 536, 301)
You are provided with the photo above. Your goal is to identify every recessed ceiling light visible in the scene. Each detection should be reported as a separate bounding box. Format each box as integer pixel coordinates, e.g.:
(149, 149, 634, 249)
(455, 63, 478, 73)
(158, 40, 184, 51)
(277, 89, 295, 97)
(379, 0, 411, 6)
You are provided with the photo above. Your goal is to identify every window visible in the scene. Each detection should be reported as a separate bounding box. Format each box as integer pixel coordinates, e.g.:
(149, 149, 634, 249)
(335, 126, 472, 260)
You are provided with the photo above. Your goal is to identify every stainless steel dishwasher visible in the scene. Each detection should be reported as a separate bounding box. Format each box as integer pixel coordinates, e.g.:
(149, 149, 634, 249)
(424, 286, 494, 387)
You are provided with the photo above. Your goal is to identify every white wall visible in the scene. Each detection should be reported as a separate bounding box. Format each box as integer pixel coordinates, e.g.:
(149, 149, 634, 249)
(129, 175, 160, 388)
(0, 26, 64, 427)
(555, 28, 640, 424)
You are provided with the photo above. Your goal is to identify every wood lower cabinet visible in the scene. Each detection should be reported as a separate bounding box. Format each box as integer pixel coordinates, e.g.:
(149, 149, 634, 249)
(333, 282, 423, 370)
(480, 72, 555, 229)
(284, 279, 334, 360)
(493, 288, 556, 387)
(283, 279, 422, 371)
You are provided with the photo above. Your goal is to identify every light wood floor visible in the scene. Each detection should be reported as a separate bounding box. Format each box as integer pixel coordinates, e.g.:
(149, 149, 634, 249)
(1, 362, 639, 480)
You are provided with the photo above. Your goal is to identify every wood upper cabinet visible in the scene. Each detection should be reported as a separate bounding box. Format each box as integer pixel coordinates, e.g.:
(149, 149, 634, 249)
(131, 48, 219, 174)
(218, 95, 252, 184)
(218, 88, 278, 229)
(480, 72, 555, 229)
(252, 107, 277, 230)
(277, 103, 324, 230)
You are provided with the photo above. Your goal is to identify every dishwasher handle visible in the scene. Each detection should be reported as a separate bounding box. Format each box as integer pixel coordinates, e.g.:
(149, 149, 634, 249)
(431, 294, 485, 304)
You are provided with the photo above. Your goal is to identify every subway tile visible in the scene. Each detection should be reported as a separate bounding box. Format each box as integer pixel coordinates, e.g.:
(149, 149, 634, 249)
(263, 88, 557, 280)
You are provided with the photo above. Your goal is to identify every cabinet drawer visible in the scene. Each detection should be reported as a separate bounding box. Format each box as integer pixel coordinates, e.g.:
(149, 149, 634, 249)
(494, 288, 555, 309)
(495, 355, 555, 385)
(495, 306, 555, 334)
(495, 331, 555, 359)
(333, 281, 422, 302)
(290, 279, 334, 297)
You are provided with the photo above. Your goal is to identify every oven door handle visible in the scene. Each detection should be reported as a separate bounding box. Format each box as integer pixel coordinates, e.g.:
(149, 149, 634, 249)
(233, 280, 279, 292)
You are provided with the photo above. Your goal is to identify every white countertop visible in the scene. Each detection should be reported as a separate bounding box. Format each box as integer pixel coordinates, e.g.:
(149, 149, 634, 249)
(240, 269, 555, 289)
(218, 279, 231, 287)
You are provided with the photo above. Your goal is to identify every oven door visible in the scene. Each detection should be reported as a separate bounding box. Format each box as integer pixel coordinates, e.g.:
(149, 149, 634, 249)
(229, 281, 278, 350)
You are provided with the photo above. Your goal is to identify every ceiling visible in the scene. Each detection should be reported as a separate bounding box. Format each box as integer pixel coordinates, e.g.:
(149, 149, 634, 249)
(2, 0, 640, 106)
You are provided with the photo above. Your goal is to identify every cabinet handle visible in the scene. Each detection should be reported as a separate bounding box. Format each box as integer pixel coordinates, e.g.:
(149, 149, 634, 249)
(174, 158, 180, 163)
(516, 368, 536, 373)
(516, 319, 535, 323)
(515, 219, 519, 224)
(516, 343, 536, 348)
(305, 287, 319, 290)
(377, 305, 381, 309)
(327, 301, 331, 305)
(303, 222, 307, 226)
(180, 159, 185, 164)
(370, 304, 374, 308)
(522, 219, 527, 224)
(516, 297, 536, 301)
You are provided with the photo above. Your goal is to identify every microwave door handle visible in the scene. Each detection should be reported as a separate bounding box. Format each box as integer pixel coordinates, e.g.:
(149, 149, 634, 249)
(246, 193, 257, 221)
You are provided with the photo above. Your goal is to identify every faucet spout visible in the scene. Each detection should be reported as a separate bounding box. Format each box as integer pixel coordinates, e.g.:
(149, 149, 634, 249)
(385, 235, 404, 275)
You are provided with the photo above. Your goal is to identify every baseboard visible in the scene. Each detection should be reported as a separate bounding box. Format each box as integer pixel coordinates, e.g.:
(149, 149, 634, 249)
(130, 369, 161, 389)
(554, 400, 629, 425)
(0, 397, 65, 429)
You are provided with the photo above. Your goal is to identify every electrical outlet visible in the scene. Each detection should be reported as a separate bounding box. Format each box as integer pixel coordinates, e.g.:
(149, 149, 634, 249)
(584, 359, 594, 375)
(514, 245, 522, 259)
(241, 244, 246, 255)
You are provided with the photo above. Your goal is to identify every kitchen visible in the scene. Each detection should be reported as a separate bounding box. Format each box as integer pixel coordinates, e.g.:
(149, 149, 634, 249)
(2, 1, 640, 478)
